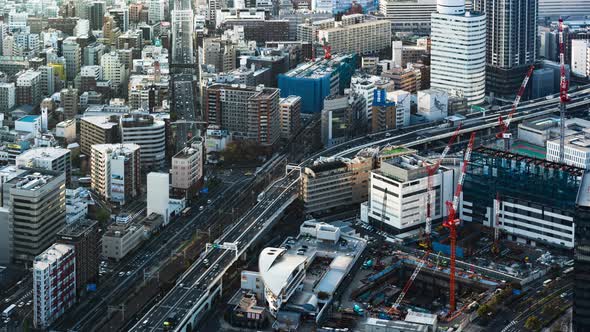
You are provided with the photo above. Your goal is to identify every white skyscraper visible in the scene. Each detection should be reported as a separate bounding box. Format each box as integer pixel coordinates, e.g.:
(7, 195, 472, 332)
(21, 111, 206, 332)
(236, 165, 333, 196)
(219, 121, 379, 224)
(430, 0, 486, 105)
(148, 0, 165, 23)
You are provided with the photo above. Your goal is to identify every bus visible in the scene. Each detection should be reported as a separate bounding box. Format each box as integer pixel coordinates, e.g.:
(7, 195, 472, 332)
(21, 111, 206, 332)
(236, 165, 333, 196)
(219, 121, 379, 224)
(543, 279, 553, 287)
(563, 267, 574, 275)
(2, 304, 16, 319)
(181, 207, 192, 216)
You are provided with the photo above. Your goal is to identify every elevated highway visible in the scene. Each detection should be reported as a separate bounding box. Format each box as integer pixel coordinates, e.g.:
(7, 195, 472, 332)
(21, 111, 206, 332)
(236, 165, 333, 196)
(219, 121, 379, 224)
(131, 167, 301, 332)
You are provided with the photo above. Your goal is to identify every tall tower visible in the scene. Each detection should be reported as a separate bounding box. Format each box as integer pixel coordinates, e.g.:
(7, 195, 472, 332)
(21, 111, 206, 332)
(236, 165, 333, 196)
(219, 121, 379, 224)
(430, 0, 487, 105)
(474, 0, 537, 98)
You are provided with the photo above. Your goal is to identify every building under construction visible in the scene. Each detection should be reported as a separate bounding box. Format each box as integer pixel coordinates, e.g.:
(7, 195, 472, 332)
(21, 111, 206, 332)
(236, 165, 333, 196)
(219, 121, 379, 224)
(461, 147, 586, 249)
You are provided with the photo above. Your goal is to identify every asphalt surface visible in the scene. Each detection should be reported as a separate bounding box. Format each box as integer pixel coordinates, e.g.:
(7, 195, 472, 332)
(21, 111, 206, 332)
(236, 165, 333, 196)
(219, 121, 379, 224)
(131, 169, 301, 331)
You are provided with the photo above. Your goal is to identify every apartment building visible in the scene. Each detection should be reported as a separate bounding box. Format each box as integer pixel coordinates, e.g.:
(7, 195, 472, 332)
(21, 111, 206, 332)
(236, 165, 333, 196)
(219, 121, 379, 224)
(101, 221, 144, 260)
(171, 139, 204, 196)
(80, 115, 120, 157)
(279, 96, 302, 139)
(90, 144, 141, 205)
(33, 244, 76, 328)
(317, 15, 391, 55)
(0, 82, 15, 112)
(379, 0, 437, 34)
(16, 147, 71, 185)
(119, 113, 166, 170)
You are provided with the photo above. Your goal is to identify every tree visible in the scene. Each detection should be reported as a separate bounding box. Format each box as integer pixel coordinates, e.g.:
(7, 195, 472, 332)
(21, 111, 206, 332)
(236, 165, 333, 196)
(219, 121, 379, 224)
(96, 208, 111, 224)
(525, 316, 541, 331)
(477, 304, 491, 317)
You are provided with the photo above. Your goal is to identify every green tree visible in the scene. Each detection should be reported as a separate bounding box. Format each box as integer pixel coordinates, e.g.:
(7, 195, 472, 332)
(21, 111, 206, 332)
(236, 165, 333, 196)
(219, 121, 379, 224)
(96, 208, 111, 224)
(525, 316, 541, 331)
(477, 304, 491, 317)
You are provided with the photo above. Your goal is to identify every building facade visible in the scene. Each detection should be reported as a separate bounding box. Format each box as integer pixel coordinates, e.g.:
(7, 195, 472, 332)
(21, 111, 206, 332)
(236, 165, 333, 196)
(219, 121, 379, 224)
(90, 144, 141, 205)
(119, 113, 166, 170)
(171, 139, 203, 196)
(33, 243, 76, 329)
(379, 0, 437, 34)
(430, 0, 486, 105)
(473, 0, 537, 97)
(279, 96, 302, 139)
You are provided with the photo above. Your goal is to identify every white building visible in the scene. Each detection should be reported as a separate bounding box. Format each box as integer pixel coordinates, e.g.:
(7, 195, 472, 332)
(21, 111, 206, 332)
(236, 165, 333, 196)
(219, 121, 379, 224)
(387, 90, 411, 128)
(15, 115, 41, 133)
(16, 147, 71, 183)
(149, 0, 165, 23)
(380, 0, 437, 33)
(538, 0, 590, 19)
(62, 37, 81, 82)
(547, 134, 590, 169)
(147, 172, 170, 225)
(365, 154, 455, 233)
(0, 82, 15, 112)
(417, 89, 449, 121)
(571, 39, 590, 78)
(215, 8, 266, 28)
(91, 144, 141, 205)
(430, 0, 486, 105)
(279, 96, 301, 139)
(101, 52, 127, 92)
(119, 114, 166, 170)
(33, 244, 76, 329)
(171, 140, 203, 194)
(66, 188, 93, 224)
(56, 119, 77, 143)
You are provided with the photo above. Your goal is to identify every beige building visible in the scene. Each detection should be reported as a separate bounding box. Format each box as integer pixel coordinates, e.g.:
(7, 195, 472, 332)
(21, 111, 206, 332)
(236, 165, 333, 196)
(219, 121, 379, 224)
(279, 96, 301, 139)
(317, 15, 391, 55)
(171, 139, 204, 196)
(101, 222, 144, 260)
(301, 156, 372, 213)
(80, 115, 120, 157)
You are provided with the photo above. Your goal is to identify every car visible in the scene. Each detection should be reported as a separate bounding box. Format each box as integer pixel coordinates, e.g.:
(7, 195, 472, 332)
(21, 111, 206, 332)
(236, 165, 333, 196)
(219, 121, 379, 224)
(385, 132, 392, 137)
(207, 199, 212, 204)
(199, 206, 204, 211)
(17, 302, 24, 308)
(119, 272, 125, 277)
(126, 271, 132, 276)
(203, 259, 210, 266)
(26, 301, 31, 306)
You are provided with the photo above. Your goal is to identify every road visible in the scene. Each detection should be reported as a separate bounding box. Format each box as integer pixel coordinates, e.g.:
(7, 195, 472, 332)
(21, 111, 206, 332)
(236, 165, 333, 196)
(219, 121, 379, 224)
(131, 169, 301, 331)
(300, 85, 590, 164)
(51, 175, 252, 332)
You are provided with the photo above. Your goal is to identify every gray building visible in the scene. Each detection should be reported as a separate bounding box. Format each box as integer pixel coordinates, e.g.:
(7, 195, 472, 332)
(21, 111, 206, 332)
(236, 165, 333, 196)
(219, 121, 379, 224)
(7, 169, 66, 264)
(531, 67, 554, 99)
(474, 0, 538, 98)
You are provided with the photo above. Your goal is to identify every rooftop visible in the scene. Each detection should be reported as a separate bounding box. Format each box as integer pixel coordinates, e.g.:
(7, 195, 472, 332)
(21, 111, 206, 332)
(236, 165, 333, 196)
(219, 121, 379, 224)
(10, 171, 59, 191)
(33, 243, 74, 271)
(82, 115, 119, 129)
(57, 219, 98, 238)
(17, 115, 39, 123)
(16, 147, 69, 162)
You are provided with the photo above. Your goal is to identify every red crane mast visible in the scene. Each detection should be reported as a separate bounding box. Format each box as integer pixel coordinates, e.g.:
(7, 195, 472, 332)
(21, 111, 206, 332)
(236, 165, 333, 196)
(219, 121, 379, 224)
(443, 132, 475, 315)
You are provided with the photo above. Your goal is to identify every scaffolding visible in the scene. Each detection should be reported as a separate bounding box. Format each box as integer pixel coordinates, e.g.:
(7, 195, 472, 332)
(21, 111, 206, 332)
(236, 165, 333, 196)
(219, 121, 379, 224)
(463, 147, 584, 224)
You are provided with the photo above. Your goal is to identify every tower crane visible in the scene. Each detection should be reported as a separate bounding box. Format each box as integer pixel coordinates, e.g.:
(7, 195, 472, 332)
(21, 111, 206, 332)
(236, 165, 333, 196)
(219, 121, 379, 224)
(497, 65, 535, 150)
(420, 124, 462, 249)
(387, 251, 430, 316)
(443, 132, 476, 315)
(558, 17, 570, 163)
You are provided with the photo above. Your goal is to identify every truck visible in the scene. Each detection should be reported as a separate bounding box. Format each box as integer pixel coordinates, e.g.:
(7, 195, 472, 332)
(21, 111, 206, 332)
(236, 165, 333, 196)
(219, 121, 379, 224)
(2, 304, 16, 319)
(181, 207, 192, 216)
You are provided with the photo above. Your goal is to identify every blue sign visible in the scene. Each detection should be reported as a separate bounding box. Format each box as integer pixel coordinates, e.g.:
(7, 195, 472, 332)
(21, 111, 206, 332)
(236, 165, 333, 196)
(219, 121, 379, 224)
(87, 283, 97, 292)
(200, 187, 209, 194)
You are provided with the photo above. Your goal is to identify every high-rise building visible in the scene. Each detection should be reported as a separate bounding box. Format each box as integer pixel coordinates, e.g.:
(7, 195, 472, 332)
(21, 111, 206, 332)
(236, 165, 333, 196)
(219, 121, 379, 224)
(89, 1, 106, 31)
(572, 39, 590, 78)
(101, 52, 127, 94)
(379, 0, 437, 34)
(317, 15, 391, 55)
(84, 42, 106, 66)
(33, 243, 76, 329)
(205, 84, 281, 146)
(0, 82, 15, 112)
(279, 96, 302, 139)
(62, 37, 81, 82)
(119, 113, 166, 170)
(16, 70, 42, 107)
(38, 65, 55, 96)
(365, 154, 455, 234)
(8, 170, 67, 263)
(538, 0, 590, 19)
(60, 88, 79, 120)
(56, 219, 99, 296)
(80, 115, 120, 157)
(430, 0, 486, 105)
(108, 7, 130, 32)
(473, 0, 537, 97)
(90, 144, 141, 205)
(576, 177, 590, 331)
(16, 147, 72, 186)
(171, 139, 204, 196)
(149, 0, 165, 23)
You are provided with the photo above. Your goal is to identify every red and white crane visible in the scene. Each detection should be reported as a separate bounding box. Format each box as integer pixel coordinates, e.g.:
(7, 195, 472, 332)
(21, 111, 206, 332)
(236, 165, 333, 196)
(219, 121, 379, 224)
(497, 65, 535, 150)
(421, 124, 462, 248)
(443, 132, 476, 315)
(558, 17, 570, 163)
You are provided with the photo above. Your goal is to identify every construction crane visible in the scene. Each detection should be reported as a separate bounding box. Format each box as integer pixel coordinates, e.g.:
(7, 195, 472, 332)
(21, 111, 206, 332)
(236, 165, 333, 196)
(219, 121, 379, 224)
(387, 251, 431, 315)
(443, 132, 476, 316)
(492, 193, 501, 255)
(420, 124, 462, 249)
(496, 65, 535, 150)
(322, 37, 332, 60)
(558, 17, 570, 163)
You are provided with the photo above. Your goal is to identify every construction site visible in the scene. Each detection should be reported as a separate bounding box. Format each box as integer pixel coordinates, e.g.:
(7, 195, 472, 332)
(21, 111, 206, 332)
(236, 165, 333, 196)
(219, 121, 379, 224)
(318, 27, 578, 331)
